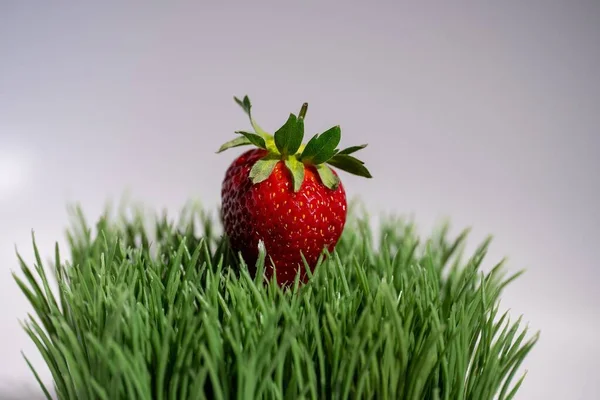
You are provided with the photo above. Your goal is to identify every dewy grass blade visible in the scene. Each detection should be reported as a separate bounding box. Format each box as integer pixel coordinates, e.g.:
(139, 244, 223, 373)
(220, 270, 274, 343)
(13, 200, 538, 400)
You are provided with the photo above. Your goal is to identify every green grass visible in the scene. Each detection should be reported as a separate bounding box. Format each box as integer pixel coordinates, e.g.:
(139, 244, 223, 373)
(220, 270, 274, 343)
(13, 201, 538, 400)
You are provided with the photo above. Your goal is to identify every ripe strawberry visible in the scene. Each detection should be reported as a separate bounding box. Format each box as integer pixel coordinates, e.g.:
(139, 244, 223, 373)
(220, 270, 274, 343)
(218, 96, 371, 286)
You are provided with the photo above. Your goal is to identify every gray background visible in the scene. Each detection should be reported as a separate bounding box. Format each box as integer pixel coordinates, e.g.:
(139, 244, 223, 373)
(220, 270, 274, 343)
(1, 2, 598, 399)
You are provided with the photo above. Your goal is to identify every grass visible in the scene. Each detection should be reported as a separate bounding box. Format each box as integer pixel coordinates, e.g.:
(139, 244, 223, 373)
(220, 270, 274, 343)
(13, 200, 538, 400)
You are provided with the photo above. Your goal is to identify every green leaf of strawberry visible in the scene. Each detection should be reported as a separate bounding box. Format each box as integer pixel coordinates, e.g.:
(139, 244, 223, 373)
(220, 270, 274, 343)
(216, 136, 252, 153)
(316, 164, 340, 190)
(285, 156, 305, 192)
(274, 114, 304, 156)
(337, 144, 368, 155)
(235, 131, 267, 149)
(249, 155, 280, 184)
(326, 154, 372, 178)
(234, 95, 269, 137)
(300, 125, 341, 165)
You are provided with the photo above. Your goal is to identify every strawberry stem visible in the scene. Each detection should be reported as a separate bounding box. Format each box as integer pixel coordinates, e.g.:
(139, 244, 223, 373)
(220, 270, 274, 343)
(298, 103, 308, 120)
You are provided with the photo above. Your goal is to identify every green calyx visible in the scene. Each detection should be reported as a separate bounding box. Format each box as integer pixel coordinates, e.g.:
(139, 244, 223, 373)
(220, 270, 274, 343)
(217, 95, 372, 192)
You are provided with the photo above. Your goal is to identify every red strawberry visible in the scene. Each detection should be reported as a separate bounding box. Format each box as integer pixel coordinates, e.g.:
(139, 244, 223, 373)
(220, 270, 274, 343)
(218, 96, 371, 286)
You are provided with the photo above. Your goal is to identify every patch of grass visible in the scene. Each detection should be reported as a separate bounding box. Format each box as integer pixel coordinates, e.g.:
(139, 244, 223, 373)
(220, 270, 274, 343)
(13, 201, 538, 400)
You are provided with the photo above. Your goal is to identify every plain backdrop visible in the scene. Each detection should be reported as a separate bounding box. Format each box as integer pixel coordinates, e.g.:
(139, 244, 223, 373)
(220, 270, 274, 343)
(1, 2, 599, 399)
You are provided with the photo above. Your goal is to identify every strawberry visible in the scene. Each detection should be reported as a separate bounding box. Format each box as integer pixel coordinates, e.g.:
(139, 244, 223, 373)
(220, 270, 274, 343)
(217, 96, 371, 286)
